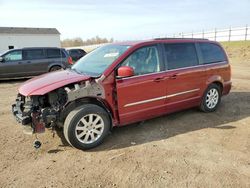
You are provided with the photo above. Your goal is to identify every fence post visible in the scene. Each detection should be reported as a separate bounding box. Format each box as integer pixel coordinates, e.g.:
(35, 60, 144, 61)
(229, 26, 231, 42)
(214, 28, 217, 41)
(192, 31, 193, 38)
(182, 32, 184, 38)
(202, 29, 204, 39)
(245, 25, 248, 41)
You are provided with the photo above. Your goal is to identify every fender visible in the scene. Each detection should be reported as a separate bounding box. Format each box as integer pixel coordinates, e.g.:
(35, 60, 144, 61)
(59, 96, 117, 128)
(60, 75, 119, 126)
(206, 75, 223, 87)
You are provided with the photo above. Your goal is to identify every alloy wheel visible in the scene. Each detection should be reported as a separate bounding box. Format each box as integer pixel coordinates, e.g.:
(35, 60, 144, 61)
(205, 88, 219, 109)
(75, 114, 104, 144)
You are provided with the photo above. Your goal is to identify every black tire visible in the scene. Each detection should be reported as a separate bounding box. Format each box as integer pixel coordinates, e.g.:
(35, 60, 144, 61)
(200, 83, 222, 112)
(49, 66, 61, 72)
(63, 104, 110, 150)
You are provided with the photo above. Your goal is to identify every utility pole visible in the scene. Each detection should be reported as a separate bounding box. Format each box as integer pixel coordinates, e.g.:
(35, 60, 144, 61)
(245, 25, 248, 41)
(229, 26, 231, 42)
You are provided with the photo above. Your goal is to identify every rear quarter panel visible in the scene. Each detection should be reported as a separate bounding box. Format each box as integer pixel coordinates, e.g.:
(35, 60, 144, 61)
(205, 62, 231, 95)
(200, 42, 232, 96)
(47, 58, 68, 71)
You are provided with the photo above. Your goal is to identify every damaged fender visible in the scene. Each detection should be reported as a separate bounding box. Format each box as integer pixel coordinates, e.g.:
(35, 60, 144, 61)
(65, 75, 106, 102)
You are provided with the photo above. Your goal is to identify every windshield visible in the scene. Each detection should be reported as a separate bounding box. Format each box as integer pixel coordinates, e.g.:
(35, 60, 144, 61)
(72, 44, 131, 76)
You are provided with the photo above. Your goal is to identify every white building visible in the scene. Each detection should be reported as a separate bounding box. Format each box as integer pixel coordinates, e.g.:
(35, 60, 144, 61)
(0, 27, 61, 54)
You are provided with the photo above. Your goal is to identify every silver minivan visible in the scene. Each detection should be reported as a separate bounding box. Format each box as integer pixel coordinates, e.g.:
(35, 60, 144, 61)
(0, 47, 72, 79)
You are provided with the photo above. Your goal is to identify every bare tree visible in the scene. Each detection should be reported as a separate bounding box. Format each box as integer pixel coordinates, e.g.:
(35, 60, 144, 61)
(61, 36, 113, 47)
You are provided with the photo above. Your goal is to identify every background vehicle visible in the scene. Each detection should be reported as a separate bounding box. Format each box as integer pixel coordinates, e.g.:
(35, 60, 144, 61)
(12, 39, 231, 150)
(67, 48, 87, 62)
(0, 47, 73, 79)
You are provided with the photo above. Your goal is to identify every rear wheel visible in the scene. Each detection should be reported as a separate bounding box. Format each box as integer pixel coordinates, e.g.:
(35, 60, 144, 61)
(49, 66, 61, 72)
(200, 84, 221, 112)
(63, 104, 110, 150)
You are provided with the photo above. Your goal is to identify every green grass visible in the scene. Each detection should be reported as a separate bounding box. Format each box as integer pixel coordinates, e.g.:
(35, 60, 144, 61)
(220, 41, 250, 48)
(219, 41, 250, 65)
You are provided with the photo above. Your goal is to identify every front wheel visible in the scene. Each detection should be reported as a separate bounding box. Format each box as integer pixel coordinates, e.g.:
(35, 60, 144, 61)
(63, 104, 111, 150)
(200, 84, 221, 112)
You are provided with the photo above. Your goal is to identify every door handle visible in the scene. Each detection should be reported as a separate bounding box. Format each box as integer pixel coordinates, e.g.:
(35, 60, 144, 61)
(18, 62, 22, 64)
(27, 61, 31, 63)
(169, 74, 178, 79)
(153, 77, 164, 82)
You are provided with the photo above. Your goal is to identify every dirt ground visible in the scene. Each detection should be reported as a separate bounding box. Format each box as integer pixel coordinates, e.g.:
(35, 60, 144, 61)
(0, 42, 250, 188)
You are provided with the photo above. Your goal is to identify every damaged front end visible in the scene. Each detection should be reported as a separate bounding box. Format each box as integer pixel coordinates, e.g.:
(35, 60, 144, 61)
(12, 88, 67, 134)
(12, 76, 105, 135)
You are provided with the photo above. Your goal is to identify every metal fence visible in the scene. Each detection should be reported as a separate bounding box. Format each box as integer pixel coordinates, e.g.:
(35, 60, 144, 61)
(170, 25, 250, 41)
(70, 25, 250, 51)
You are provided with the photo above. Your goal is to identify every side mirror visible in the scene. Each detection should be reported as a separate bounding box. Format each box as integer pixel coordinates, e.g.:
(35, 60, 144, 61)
(0, 57, 3, 62)
(117, 66, 134, 78)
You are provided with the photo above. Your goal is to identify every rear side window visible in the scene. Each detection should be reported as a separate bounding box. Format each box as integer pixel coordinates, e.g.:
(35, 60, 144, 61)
(164, 43, 198, 70)
(47, 49, 66, 58)
(199, 43, 226, 64)
(23, 49, 45, 60)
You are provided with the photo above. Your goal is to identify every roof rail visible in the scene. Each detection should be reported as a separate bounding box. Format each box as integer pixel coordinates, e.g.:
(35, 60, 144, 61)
(154, 37, 208, 40)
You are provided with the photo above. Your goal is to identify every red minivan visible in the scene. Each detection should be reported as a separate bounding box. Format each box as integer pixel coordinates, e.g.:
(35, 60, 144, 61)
(12, 39, 231, 150)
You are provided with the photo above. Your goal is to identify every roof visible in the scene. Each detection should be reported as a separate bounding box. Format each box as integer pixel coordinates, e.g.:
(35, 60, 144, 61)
(114, 38, 212, 46)
(0, 27, 60, 35)
(154, 37, 208, 40)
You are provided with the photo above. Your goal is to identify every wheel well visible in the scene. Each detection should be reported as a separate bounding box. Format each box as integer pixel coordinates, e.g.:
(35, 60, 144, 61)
(212, 81, 223, 93)
(59, 97, 113, 127)
(49, 65, 62, 71)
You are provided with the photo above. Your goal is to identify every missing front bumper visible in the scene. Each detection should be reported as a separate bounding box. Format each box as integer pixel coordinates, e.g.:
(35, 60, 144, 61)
(12, 95, 45, 134)
(12, 104, 32, 125)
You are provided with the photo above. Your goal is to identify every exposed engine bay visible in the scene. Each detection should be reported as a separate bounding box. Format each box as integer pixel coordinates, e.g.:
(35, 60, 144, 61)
(13, 88, 67, 133)
(12, 78, 105, 135)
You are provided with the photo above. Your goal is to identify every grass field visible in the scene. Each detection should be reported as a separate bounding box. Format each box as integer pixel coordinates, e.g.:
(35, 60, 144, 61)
(221, 41, 250, 65)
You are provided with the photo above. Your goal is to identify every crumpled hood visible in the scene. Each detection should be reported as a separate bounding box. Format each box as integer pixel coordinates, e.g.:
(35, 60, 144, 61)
(19, 69, 91, 96)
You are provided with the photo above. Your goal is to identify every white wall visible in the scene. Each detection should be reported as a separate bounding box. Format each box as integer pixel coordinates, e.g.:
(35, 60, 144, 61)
(0, 34, 60, 54)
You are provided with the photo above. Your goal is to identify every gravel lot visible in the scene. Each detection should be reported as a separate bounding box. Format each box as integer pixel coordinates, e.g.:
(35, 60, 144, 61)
(0, 42, 250, 188)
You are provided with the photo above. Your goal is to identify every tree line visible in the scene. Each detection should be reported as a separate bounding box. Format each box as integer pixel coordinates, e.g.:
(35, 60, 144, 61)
(61, 36, 114, 47)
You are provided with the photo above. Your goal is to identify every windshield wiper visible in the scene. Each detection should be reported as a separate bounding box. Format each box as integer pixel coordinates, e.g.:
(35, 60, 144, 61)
(71, 68, 101, 78)
(71, 68, 83, 74)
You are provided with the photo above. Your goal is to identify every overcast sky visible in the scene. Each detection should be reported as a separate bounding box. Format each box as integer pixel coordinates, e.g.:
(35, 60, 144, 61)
(0, 0, 249, 40)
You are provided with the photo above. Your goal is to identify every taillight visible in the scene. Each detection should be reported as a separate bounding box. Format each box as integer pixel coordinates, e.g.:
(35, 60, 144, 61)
(68, 56, 73, 65)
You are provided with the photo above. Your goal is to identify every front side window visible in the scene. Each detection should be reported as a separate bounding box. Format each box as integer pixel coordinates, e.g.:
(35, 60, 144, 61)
(72, 44, 130, 76)
(122, 46, 160, 75)
(164, 43, 198, 70)
(23, 49, 45, 60)
(199, 43, 226, 64)
(3, 50, 22, 61)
